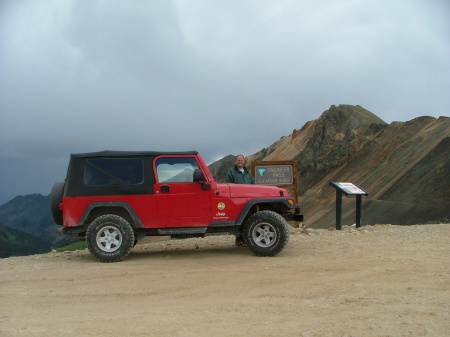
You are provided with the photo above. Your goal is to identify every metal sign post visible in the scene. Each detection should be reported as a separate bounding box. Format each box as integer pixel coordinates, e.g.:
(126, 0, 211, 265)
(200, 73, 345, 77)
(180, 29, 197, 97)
(329, 182, 368, 230)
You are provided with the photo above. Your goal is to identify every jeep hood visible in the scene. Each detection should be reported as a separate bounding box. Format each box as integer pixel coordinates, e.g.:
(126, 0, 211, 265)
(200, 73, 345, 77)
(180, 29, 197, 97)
(219, 183, 289, 198)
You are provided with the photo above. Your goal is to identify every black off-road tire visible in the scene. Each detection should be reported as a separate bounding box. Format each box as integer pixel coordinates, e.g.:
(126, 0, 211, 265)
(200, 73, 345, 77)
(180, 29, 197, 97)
(243, 210, 290, 257)
(86, 214, 135, 263)
(50, 182, 65, 225)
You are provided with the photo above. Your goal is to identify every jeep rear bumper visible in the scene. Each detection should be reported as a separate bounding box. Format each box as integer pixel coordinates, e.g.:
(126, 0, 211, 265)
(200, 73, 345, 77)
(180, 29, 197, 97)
(58, 226, 86, 236)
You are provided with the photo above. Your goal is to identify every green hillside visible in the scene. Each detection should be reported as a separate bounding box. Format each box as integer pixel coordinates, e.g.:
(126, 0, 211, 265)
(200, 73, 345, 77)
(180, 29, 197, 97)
(0, 223, 53, 258)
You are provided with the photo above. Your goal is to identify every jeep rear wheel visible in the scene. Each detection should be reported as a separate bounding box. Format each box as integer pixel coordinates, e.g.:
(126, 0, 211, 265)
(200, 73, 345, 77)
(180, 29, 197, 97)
(86, 214, 135, 262)
(243, 210, 290, 257)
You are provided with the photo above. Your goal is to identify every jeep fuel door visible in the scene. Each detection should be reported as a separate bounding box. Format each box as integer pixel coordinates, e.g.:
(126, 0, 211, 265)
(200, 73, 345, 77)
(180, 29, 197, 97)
(154, 156, 211, 224)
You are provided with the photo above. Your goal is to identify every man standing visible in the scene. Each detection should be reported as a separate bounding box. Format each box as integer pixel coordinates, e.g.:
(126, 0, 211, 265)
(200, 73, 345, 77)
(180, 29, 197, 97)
(226, 154, 255, 246)
(226, 154, 255, 184)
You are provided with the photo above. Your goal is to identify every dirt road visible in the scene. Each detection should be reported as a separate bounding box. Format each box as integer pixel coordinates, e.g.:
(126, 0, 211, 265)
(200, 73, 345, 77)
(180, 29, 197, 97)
(1, 224, 449, 337)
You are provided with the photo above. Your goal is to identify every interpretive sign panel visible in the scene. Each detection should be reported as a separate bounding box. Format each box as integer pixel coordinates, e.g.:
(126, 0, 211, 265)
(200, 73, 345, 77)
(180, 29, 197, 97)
(329, 181, 369, 229)
(329, 182, 368, 196)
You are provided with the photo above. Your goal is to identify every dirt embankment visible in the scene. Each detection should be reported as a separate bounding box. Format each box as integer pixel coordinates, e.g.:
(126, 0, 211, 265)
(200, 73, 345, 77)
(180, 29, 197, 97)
(1, 224, 449, 337)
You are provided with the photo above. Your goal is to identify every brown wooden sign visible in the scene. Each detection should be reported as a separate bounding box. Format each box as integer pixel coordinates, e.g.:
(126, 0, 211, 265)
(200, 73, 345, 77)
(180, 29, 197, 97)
(251, 160, 298, 203)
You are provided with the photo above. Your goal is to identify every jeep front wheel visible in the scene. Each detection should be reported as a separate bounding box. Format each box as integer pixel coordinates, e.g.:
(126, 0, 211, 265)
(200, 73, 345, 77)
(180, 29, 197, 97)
(243, 210, 290, 257)
(86, 214, 135, 262)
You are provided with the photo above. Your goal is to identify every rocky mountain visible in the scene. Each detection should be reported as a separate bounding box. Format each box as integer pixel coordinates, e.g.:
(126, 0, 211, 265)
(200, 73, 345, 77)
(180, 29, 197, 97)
(208, 154, 236, 183)
(211, 104, 449, 228)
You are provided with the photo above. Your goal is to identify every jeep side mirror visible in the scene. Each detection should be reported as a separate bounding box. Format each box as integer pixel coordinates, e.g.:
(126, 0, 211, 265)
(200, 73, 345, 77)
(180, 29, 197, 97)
(194, 169, 211, 190)
(193, 169, 205, 183)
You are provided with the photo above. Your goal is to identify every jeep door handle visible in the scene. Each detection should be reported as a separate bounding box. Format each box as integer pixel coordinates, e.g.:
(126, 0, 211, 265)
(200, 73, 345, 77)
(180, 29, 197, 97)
(161, 185, 170, 193)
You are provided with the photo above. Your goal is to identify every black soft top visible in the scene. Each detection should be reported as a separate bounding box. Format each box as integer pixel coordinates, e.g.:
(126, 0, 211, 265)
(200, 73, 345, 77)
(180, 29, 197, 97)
(71, 150, 198, 158)
(65, 150, 199, 197)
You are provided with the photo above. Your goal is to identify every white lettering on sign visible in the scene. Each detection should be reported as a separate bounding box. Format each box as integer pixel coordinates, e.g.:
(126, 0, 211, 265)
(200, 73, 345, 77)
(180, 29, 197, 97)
(255, 165, 294, 185)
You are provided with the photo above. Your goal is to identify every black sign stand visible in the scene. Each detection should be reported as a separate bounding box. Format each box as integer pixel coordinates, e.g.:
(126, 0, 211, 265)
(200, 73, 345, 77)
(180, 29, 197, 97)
(329, 182, 368, 230)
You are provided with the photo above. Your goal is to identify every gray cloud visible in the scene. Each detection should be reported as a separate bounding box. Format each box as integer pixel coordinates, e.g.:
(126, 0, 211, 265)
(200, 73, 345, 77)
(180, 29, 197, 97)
(0, 0, 449, 204)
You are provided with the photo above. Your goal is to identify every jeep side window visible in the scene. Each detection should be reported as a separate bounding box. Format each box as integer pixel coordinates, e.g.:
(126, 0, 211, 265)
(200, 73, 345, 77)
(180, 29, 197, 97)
(84, 166, 117, 186)
(156, 157, 200, 183)
(84, 158, 144, 186)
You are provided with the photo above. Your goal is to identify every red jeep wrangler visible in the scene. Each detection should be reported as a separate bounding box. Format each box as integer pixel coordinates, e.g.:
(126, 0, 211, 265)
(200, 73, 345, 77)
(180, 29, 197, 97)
(51, 151, 302, 262)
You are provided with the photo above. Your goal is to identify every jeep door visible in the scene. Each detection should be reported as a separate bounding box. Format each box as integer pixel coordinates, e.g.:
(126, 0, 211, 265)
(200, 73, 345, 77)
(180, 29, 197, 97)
(154, 156, 211, 225)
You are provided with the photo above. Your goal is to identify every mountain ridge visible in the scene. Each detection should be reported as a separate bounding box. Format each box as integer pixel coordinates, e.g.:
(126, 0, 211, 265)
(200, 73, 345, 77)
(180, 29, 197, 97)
(211, 104, 449, 228)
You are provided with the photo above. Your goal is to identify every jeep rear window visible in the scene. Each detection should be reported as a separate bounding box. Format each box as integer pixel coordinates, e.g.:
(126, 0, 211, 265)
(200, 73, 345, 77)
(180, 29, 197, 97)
(156, 157, 199, 183)
(84, 158, 144, 186)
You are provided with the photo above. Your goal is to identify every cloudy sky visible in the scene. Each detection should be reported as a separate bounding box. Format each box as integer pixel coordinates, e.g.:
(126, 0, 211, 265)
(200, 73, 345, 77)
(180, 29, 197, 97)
(0, 0, 449, 205)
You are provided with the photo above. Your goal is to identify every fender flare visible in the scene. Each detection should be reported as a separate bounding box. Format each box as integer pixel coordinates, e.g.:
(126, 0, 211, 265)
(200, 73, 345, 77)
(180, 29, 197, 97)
(235, 198, 295, 226)
(79, 202, 145, 229)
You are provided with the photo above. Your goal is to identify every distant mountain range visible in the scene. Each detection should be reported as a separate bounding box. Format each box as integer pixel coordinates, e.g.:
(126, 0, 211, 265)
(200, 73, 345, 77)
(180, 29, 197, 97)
(1, 104, 448, 258)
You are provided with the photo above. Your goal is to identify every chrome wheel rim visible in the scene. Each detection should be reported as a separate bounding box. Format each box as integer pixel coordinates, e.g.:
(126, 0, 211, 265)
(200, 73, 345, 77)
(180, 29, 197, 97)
(252, 222, 277, 247)
(96, 226, 122, 252)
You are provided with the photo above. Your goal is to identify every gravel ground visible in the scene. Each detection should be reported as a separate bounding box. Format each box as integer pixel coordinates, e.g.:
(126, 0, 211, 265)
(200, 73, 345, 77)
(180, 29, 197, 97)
(0, 224, 449, 337)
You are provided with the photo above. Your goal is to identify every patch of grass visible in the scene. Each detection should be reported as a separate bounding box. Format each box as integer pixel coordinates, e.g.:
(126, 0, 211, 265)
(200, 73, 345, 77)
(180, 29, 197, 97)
(55, 241, 87, 252)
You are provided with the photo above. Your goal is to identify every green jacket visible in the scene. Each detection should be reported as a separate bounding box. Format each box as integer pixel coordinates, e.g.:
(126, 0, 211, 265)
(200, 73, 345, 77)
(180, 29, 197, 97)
(225, 165, 255, 184)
